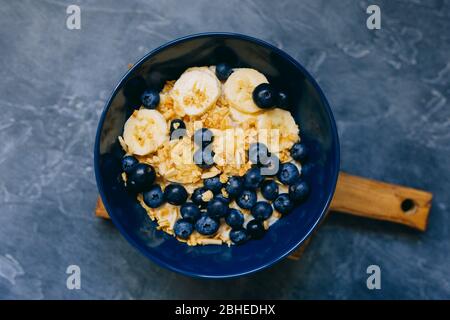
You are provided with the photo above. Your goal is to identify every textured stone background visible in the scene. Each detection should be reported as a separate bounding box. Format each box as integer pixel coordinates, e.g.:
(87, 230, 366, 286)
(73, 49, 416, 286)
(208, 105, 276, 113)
(0, 0, 449, 299)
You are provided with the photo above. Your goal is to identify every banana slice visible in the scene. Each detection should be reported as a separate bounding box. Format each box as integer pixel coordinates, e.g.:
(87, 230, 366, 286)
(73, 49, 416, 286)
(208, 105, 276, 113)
(123, 109, 168, 156)
(172, 67, 221, 116)
(224, 68, 268, 114)
(229, 107, 261, 124)
(256, 108, 298, 132)
(256, 108, 299, 152)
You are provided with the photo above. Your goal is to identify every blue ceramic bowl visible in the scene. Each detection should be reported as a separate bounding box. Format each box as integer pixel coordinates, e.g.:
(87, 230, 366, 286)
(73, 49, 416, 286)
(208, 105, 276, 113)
(94, 33, 340, 278)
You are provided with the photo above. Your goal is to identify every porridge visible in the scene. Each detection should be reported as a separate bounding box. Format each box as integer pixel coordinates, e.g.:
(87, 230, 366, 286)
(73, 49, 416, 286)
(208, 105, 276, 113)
(118, 64, 311, 246)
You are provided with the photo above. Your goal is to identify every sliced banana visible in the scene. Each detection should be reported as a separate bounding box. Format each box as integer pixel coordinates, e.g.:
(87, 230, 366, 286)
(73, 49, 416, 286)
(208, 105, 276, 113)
(256, 108, 299, 152)
(123, 109, 168, 156)
(172, 67, 221, 116)
(224, 68, 268, 114)
(229, 107, 261, 124)
(256, 108, 298, 132)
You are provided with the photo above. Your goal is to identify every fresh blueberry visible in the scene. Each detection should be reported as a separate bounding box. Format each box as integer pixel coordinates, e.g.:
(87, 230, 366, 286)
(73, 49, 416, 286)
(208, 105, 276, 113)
(191, 187, 209, 207)
(252, 83, 277, 109)
(163, 183, 188, 205)
(206, 197, 228, 219)
(277, 90, 290, 109)
(248, 142, 270, 165)
(215, 63, 233, 81)
(244, 167, 264, 190)
(277, 162, 300, 185)
(193, 148, 215, 169)
(289, 180, 310, 203)
(193, 128, 214, 147)
(215, 193, 230, 204)
(290, 142, 308, 161)
(195, 215, 219, 236)
(230, 229, 249, 245)
(273, 193, 294, 215)
(169, 119, 186, 140)
(143, 184, 164, 208)
(251, 201, 273, 220)
(261, 180, 279, 201)
(225, 208, 244, 228)
(204, 175, 223, 194)
(141, 89, 160, 109)
(121, 155, 138, 173)
(236, 190, 257, 210)
(246, 219, 265, 239)
(127, 163, 156, 192)
(180, 202, 201, 222)
(225, 176, 244, 198)
(174, 219, 193, 239)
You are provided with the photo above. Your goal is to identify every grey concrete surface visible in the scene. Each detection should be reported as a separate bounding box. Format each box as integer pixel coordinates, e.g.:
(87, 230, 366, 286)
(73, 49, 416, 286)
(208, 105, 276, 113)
(0, 0, 449, 299)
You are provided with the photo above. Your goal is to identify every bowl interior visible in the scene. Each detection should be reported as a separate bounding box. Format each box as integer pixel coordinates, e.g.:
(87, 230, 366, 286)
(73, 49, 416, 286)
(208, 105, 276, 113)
(95, 34, 339, 278)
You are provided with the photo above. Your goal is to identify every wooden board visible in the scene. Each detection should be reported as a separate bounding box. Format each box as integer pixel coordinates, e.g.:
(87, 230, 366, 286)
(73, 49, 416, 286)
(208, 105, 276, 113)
(95, 172, 432, 260)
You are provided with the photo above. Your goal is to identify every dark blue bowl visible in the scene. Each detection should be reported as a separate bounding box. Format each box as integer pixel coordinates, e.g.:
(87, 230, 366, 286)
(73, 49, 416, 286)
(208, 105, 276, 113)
(94, 33, 340, 278)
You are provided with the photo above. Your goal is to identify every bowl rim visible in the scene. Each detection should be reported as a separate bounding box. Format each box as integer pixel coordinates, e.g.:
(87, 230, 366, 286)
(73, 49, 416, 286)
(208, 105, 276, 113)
(94, 32, 340, 279)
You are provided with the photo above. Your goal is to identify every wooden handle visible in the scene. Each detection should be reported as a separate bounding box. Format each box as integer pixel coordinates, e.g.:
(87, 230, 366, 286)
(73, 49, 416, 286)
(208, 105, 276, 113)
(330, 172, 432, 231)
(95, 197, 110, 219)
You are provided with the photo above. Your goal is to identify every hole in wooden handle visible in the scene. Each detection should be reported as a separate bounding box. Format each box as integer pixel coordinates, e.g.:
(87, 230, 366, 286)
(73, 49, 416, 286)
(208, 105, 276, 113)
(401, 198, 417, 215)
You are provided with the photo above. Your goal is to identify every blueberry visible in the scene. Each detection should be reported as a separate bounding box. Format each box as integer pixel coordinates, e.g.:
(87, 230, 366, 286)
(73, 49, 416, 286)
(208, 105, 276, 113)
(215, 63, 233, 81)
(277, 90, 290, 109)
(236, 190, 257, 210)
(193, 128, 214, 147)
(191, 187, 209, 207)
(121, 155, 138, 173)
(225, 176, 244, 198)
(204, 175, 223, 194)
(127, 163, 156, 192)
(195, 215, 219, 236)
(193, 148, 215, 169)
(248, 142, 270, 165)
(252, 83, 277, 109)
(273, 193, 294, 215)
(246, 219, 265, 239)
(174, 219, 194, 239)
(143, 185, 164, 208)
(244, 167, 264, 190)
(163, 183, 188, 205)
(169, 119, 186, 140)
(277, 162, 300, 185)
(206, 197, 228, 219)
(251, 201, 273, 220)
(225, 208, 244, 228)
(289, 180, 310, 203)
(290, 142, 308, 162)
(140, 89, 160, 109)
(230, 229, 249, 244)
(215, 193, 230, 204)
(180, 202, 201, 222)
(261, 180, 279, 201)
